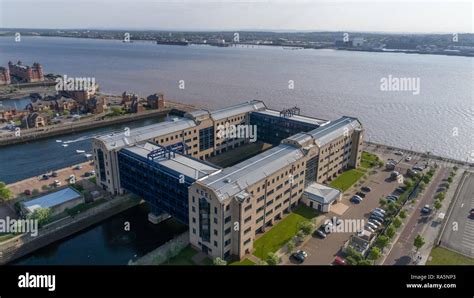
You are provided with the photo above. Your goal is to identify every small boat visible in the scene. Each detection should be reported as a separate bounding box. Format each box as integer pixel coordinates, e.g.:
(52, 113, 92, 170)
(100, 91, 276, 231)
(84, 154, 92, 158)
(62, 144, 69, 147)
(56, 140, 62, 143)
(76, 150, 85, 154)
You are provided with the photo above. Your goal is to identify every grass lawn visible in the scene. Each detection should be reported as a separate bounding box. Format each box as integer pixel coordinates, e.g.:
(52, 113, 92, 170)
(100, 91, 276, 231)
(361, 151, 379, 169)
(164, 245, 213, 265)
(330, 169, 366, 192)
(229, 258, 256, 266)
(0, 233, 16, 243)
(427, 247, 474, 265)
(165, 246, 199, 265)
(253, 205, 318, 259)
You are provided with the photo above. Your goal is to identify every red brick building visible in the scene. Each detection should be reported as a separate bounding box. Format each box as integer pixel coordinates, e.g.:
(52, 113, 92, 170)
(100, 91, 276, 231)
(0, 67, 10, 85)
(8, 61, 44, 83)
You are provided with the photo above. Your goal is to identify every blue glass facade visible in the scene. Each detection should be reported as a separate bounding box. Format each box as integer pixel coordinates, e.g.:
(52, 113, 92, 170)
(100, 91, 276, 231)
(199, 126, 214, 151)
(249, 112, 319, 145)
(117, 149, 195, 224)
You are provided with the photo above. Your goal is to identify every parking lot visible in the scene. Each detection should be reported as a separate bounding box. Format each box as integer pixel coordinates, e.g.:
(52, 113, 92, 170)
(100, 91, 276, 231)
(440, 172, 474, 258)
(292, 150, 420, 265)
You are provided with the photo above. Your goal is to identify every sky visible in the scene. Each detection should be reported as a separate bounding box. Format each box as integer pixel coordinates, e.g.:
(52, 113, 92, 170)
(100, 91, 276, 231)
(0, 0, 472, 33)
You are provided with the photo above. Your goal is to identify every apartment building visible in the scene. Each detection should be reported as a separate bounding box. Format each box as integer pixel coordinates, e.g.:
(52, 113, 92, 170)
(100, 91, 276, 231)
(92, 100, 363, 260)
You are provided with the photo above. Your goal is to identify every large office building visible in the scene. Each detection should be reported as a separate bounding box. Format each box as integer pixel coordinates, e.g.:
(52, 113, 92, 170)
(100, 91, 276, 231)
(92, 100, 363, 260)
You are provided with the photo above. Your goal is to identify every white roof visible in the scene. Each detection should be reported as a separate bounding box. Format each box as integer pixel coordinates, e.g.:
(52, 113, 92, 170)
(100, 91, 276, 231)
(304, 182, 341, 204)
(22, 187, 82, 213)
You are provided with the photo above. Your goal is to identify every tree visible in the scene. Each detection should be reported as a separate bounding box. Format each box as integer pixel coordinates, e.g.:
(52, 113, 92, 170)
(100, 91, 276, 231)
(357, 259, 373, 265)
(266, 252, 280, 265)
(345, 246, 363, 263)
(414, 235, 425, 252)
(27, 207, 52, 227)
(447, 176, 453, 183)
(434, 200, 442, 210)
(386, 225, 396, 238)
(287, 240, 296, 254)
(298, 221, 314, 236)
(213, 257, 227, 266)
(0, 182, 13, 201)
(404, 179, 414, 188)
(436, 192, 445, 201)
(393, 217, 402, 229)
(399, 210, 407, 219)
(376, 235, 390, 249)
(379, 198, 387, 207)
(422, 175, 430, 184)
(368, 247, 382, 261)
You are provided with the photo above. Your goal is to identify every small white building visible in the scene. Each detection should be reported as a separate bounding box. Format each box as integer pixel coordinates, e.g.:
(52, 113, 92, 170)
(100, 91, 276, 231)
(21, 187, 83, 216)
(302, 182, 342, 213)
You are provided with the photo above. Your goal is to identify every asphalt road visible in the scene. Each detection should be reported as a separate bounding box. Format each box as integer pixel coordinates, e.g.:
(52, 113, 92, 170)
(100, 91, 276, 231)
(440, 172, 474, 258)
(383, 167, 449, 265)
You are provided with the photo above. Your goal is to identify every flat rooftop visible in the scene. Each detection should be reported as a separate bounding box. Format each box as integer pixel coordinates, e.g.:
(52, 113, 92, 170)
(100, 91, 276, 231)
(211, 100, 266, 121)
(201, 144, 304, 201)
(253, 109, 328, 126)
(22, 187, 82, 213)
(304, 182, 341, 204)
(123, 142, 221, 180)
(308, 116, 362, 147)
(97, 117, 197, 151)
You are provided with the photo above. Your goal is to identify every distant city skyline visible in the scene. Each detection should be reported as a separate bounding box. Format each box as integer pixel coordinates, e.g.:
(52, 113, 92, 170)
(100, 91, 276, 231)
(0, 0, 472, 34)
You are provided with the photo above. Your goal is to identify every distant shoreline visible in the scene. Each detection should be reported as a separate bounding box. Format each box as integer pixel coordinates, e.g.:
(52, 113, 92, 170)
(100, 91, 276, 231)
(1, 35, 472, 58)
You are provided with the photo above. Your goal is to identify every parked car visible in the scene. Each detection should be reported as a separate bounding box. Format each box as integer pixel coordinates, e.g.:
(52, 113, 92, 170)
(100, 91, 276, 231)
(369, 215, 384, 223)
(350, 196, 363, 204)
(54, 180, 61, 187)
(387, 195, 399, 200)
(394, 151, 403, 156)
(332, 256, 346, 265)
(395, 187, 406, 193)
(90, 170, 96, 176)
(413, 166, 424, 172)
(24, 189, 31, 196)
(421, 205, 431, 214)
(390, 171, 401, 180)
(364, 225, 375, 233)
(322, 222, 334, 234)
(84, 172, 91, 177)
(51, 172, 59, 177)
(405, 156, 412, 161)
(366, 222, 378, 230)
(372, 211, 385, 218)
(386, 197, 397, 204)
(291, 250, 308, 263)
(42, 174, 49, 180)
(374, 208, 386, 214)
(74, 165, 82, 170)
(315, 229, 327, 238)
(355, 191, 366, 198)
(470, 209, 474, 218)
(361, 186, 372, 192)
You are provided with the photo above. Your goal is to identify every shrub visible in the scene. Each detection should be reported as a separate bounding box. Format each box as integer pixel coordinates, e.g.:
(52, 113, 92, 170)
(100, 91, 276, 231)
(386, 225, 396, 238)
(287, 240, 296, 254)
(213, 257, 227, 266)
(399, 210, 407, 219)
(266, 252, 280, 265)
(393, 217, 402, 229)
(368, 247, 382, 260)
(376, 235, 390, 249)
(298, 221, 314, 236)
